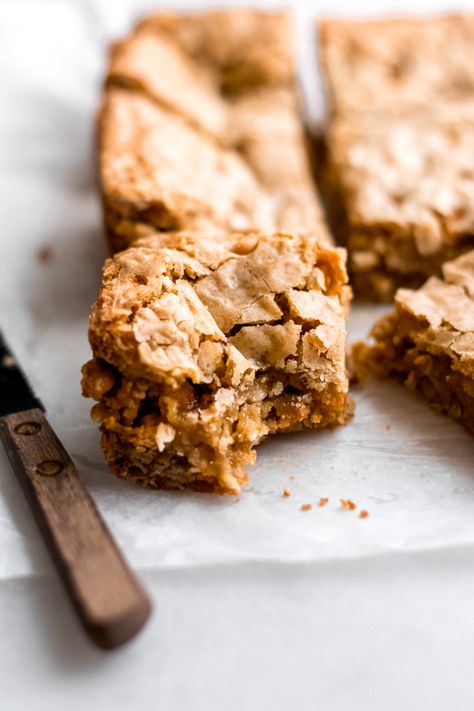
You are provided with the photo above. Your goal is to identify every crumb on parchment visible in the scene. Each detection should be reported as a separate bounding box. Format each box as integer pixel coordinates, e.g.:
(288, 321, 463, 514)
(340, 498, 356, 510)
(300, 503, 312, 512)
(283, 488, 291, 497)
(37, 245, 54, 263)
(359, 510, 369, 518)
(319, 497, 329, 507)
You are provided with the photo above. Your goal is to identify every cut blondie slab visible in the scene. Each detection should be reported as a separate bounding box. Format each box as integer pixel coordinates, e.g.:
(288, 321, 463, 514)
(323, 111, 474, 300)
(82, 231, 351, 494)
(318, 13, 474, 300)
(100, 9, 330, 252)
(319, 14, 474, 118)
(353, 250, 474, 435)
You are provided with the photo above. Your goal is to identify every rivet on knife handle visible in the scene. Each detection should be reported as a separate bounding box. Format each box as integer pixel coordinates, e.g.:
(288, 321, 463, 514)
(0, 407, 152, 649)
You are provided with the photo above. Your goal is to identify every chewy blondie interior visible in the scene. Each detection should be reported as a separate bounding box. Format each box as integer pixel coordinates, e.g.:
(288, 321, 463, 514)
(82, 232, 351, 494)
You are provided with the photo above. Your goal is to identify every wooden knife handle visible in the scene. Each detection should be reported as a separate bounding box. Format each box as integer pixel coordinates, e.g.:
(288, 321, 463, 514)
(0, 408, 151, 649)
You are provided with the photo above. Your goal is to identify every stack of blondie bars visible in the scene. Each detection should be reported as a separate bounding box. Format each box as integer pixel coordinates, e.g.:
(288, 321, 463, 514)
(82, 9, 474, 494)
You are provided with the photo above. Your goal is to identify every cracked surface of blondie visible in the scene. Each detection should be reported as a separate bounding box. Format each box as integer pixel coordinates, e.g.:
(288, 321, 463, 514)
(353, 250, 474, 434)
(100, 9, 330, 252)
(82, 231, 350, 494)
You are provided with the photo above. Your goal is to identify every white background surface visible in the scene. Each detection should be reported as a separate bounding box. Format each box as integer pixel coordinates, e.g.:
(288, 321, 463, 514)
(1, 1, 474, 709)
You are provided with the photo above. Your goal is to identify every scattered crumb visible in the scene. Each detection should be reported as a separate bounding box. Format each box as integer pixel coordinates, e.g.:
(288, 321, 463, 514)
(283, 488, 291, 497)
(300, 504, 312, 512)
(37, 245, 54, 263)
(319, 497, 329, 507)
(385, 424, 391, 431)
(340, 499, 356, 510)
(289, 475, 295, 480)
(250, 486, 257, 492)
(359, 510, 369, 519)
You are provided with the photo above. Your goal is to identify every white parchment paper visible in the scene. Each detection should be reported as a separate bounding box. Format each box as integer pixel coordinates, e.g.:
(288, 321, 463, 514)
(1, 2, 473, 710)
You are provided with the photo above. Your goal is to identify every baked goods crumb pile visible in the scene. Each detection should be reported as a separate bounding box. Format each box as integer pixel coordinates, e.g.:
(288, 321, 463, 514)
(82, 231, 351, 494)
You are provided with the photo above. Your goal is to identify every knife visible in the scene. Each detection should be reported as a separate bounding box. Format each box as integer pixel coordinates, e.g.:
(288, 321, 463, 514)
(0, 330, 151, 649)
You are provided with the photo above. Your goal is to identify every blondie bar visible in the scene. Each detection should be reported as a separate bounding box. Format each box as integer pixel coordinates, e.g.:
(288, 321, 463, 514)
(100, 10, 330, 252)
(324, 111, 474, 300)
(353, 250, 474, 434)
(319, 14, 474, 300)
(82, 231, 351, 494)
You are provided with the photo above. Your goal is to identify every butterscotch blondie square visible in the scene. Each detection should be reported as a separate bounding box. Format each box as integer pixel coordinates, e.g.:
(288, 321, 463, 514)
(318, 14, 474, 300)
(324, 111, 474, 300)
(319, 14, 474, 118)
(82, 231, 351, 494)
(100, 9, 329, 252)
(353, 250, 474, 434)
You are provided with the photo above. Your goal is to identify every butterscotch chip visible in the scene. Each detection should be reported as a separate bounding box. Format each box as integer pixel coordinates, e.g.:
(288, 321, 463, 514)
(353, 250, 474, 435)
(319, 497, 329, 507)
(82, 231, 351, 495)
(340, 498, 356, 510)
(99, 9, 331, 252)
(300, 504, 312, 512)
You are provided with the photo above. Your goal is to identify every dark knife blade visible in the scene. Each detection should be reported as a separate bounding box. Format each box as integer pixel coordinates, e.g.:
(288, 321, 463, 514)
(0, 330, 44, 417)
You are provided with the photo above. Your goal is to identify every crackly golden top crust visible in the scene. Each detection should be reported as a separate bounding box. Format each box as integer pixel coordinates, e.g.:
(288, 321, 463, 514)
(99, 89, 276, 234)
(88, 231, 349, 390)
(107, 27, 228, 139)
(319, 14, 474, 116)
(393, 250, 474, 376)
(101, 9, 329, 246)
(327, 112, 474, 253)
(135, 9, 295, 93)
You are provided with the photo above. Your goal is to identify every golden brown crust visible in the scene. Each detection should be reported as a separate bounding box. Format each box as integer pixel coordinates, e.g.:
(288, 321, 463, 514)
(107, 29, 227, 139)
(83, 231, 350, 494)
(100, 9, 330, 252)
(319, 13, 474, 300)
(319, 14, 474, 117)
(98, 89, 273, 246)
(353, 250, 474, 433)
(324, 112, 474, 300)
(135, 9, 295, 93)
